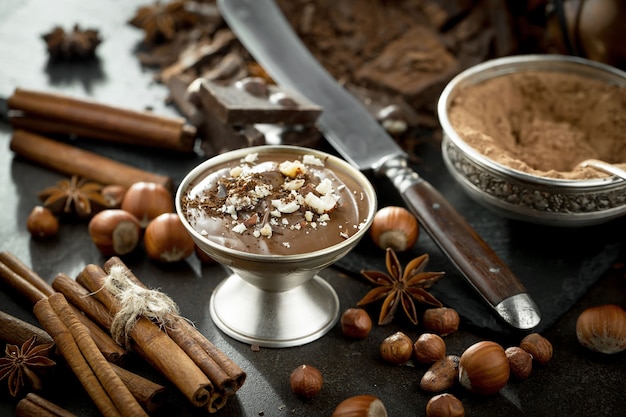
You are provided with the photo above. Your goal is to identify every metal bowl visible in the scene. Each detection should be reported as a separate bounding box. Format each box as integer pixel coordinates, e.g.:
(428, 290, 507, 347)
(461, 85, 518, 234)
(176, 145, 377, 347)
(437, 55, 626, 227)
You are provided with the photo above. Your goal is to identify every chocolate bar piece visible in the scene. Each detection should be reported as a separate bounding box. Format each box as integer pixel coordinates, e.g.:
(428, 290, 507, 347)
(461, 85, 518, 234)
(196, 77, 322, 125)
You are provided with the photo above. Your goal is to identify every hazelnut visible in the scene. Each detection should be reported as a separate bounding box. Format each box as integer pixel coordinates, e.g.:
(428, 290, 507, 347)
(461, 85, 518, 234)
(332, 395, 388, 417)
(120, 182, 173, 228)
(420, 355, 460, 393)
(458, 341, 509, 395)
(380, 331, 413, 365)
(144, 213, 195, 262)
(340, 308, 372, 339)
(425, 393, 465, 417)
(423, 307, 460, 336)
(369, 206, 419, 252)
(26, 206, 59, 239)
(289, 364, 323, 400)
(413, 333, 446, 365)
(505, 346, 533, 380)
(576, 304, 626, 354)
(195, 245, 216, 264)
(520, 333, 553, 365)
(101, 184, 127, 208)
(88, 209, 141, 256)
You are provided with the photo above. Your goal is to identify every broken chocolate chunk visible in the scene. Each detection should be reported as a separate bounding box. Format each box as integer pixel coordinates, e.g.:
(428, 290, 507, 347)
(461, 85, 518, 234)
(196, 77, 322, 125)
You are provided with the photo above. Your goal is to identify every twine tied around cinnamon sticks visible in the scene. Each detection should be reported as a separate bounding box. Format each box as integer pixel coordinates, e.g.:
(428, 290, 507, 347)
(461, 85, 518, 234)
(103, 265, 180, 350)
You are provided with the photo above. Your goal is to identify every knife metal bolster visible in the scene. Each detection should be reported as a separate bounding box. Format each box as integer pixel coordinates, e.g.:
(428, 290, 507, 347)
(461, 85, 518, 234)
(375, 154, 425, 192)
(494, 293, 541, 329)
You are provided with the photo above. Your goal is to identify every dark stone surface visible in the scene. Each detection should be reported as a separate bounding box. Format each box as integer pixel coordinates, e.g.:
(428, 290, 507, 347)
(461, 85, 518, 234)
(0, 1, 625, 416)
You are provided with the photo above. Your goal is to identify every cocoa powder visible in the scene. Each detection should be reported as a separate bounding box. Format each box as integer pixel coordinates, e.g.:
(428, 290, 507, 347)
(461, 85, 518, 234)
(448, 71, 626, 179)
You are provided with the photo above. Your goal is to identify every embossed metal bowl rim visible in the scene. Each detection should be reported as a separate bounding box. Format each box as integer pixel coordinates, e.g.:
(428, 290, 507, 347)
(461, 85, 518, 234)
(175, 144, 378, 261)
(437, 54, 626, 189)
(442, 137, 626, 226)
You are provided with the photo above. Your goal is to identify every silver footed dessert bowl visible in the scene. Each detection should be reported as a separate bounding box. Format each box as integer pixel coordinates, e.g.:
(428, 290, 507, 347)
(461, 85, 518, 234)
(176, 145, 377, 347)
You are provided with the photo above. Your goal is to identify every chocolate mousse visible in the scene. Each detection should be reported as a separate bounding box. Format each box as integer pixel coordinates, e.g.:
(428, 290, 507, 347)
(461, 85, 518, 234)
(181, 151, 371, 255)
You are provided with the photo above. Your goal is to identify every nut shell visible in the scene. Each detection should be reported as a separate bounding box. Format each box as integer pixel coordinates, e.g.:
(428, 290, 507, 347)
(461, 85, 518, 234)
(144, 213, 195, 262)
(459, 341, 509, 395)
(121, 182, 173, 228)
(88, 209, 141, 256)
(290, 364, 323, 399)
(332, 395, 388, 417)
(369, 206, 419, 252)
(576, 304, 626, 354)
(426, 393, 465, 417)
(26, 206, 59, 239)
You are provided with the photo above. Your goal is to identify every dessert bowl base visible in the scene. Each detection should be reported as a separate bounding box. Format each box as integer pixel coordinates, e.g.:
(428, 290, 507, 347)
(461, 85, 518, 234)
(210, 272, 340, 348)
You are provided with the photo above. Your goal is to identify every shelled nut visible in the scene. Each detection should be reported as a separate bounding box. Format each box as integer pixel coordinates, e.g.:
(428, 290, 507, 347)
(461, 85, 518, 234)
(505, 346, 533, 379)
(380, 331, 413, 365)
(340, 308, 372, 339)
(420, 355, 460, 393)
(290, 364, 323, 399)
(413, 333, 446, 365)
(422, 307, 460, 336)
(520, 333, 553, 365)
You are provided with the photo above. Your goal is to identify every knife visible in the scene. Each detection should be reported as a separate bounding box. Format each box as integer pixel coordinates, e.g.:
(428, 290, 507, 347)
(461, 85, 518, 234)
(218, 0, 540, 330)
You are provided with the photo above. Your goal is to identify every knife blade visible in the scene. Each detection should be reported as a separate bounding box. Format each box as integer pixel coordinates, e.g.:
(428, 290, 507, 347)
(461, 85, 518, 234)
(218, 0, 541, 330)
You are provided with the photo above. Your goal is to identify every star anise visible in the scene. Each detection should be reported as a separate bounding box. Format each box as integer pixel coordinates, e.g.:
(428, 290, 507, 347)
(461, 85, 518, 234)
(0, 336, 56, 398)
(42, 24, 102, 60)
(37, 175, 108, 218)
(357, 248, 444, 325)
(129, 0, 197, 45)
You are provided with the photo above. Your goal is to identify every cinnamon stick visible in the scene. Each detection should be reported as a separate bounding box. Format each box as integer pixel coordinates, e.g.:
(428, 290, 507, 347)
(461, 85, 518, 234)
(10, 130, 172, 190)
(0, 260, 48, 305)
(52, 272, 113, 330)
(103, 257, 246, 395)
(16, 393, 77, 417)
(8, 88, 196, 152)
(109, 362, 169, 414)
(47, 293, 148, 417)
(0, 310, 54, 347)
(34, 296, 126, 417)
(77, 264, 214, 408)
(0, 251, 54, 298)
(0, 253, 126, 364)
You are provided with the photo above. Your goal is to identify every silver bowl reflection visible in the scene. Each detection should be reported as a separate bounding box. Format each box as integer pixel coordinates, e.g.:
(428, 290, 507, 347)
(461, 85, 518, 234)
(438, 55, 626, 227)
(176, 145, 377, 347)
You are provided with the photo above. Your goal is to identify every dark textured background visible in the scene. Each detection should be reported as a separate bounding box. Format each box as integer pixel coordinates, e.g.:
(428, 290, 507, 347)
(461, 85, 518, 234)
(1, 1, 625, 416)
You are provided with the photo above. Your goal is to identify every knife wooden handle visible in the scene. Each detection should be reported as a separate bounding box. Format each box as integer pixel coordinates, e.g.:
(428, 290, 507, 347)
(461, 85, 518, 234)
(380, 157, 528, 307)
(403, 179, 526, 305)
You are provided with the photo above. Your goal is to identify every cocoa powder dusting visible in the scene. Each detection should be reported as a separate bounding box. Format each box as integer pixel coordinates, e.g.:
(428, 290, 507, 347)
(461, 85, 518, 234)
(448, 71, 626, 179)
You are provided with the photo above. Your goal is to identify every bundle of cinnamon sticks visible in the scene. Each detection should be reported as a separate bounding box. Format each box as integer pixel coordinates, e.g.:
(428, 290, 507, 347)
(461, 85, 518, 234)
(73, 258, 247, 413)
(0, 251, 246, 414)
(0, 252, 167, 415)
